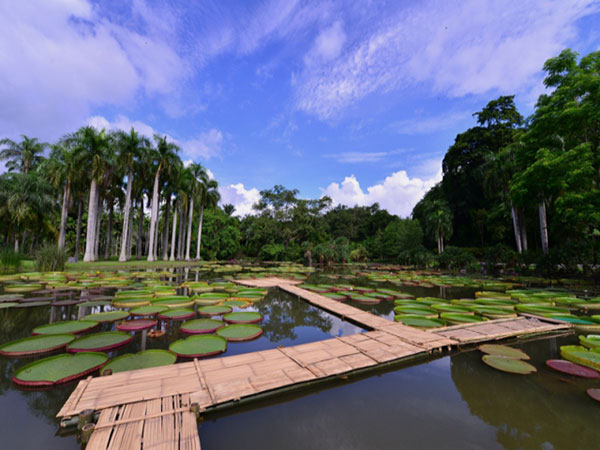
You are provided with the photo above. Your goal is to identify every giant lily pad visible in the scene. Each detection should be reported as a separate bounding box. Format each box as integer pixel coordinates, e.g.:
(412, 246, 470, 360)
(4, 283, 42, 293)
(482, 355, 537, 374)
(588, 388, 600, 403)
(151, 296, 195, 308)
(217, 324, 263, 341)
(0, 302, 19, 309)
(545, 359, 600, 379)
(83, 310, 130, 323)
(560, 345, 600, 371)
(112, 297, 151, 308)
(67, 331, 132, 352)
(16, 301, 51, 308)
(194, 297, 222, 306)
(157, 308, 196, 321)
(479, 344, 530, 360)
(431, 304, 474, 314)
(223, 311, 262, 324)
(579, 335, 600, 350)
(220, 299, 252, 308)
(515, 304, 569, 315)
(13, 352, 108, 386)
(197, 305, 232, 316)
(0, 334, 75, 357)
(101, 350, 176, 375)
(440, 313, 488, 325)
(169, 335, 227, 358)
(130, 305, 169, 317)
(393, 306, 437, 317)
(116, 319, 157, 332)
(349, 295, 380, 304)
(393, 315, 445, 329)
(33, 320, 98, 335)
(180, 319, 225, 335)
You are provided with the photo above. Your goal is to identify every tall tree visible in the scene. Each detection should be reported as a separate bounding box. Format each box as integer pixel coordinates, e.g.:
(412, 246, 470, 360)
(0, 135, 48, 174)
(196, 176, 220, 260)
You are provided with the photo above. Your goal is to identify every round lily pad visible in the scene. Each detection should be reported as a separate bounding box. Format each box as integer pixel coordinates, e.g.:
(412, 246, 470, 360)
(393, 306, 437, 316)
(112, 298, 151, 308)
(0, 302, 19, 309)
(33, 320, 98, 335)
(482, 355, 537, 374)
(116, 319, 157, 332)
(560, 345, 600, 371)
(479, 344, 530, 359)
(220, 299, 252, 308)
(157, 308, 196, 321)
(130, 305, 169, 317)
(115, 289, 153, 298)
(0, 334, 75, 357)
(216, 324, 263, 342)
(198, 305, 232, 316)
(78, 300, 112, 308)
(349, 295, 380, 304)
(588, 388, 600, 403)
(169, 335, 227, 358)
(67, 331, 132, 352)
(194, 297, 222, 306)
(16, 301, 51, 308)
(323, 293, 346, 301)
(393, 315, 445, 329)
(223, 311, 262, 324)
(545, 359, 600, 378)
(151, 297, 195, 308)
(431, 304, 474, 314)
(180, 319, 225, 335)
(469, 306, 517, 319)
(83, 310, 130, 323)
(101, 350, 176, 375)
(579, 335, 600, 349)
(13, 352, 108, 386)
(4, 283, 42, 293)
(440, 313, 488, 325)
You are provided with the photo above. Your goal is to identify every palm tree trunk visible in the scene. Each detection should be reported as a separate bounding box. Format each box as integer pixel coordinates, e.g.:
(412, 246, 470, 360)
(83, 178, 98, 262)
(177, 204, 186, 260)
(136, 199, 144, 259)
(147, 169, 161, 261)
(75, 197, 83, 261)
(162, 196, 170, 261)
(538, 200, 549, 254)
(58, 178, 71, 249)
(105, 201, 113, 260)
(195, 204, 204, 260)
(14, 236, 19, 253)
(519, 209, 528, 251)
(119, 170, 134, 261)
(510, 205, 522, 254)
(185, 198, 194, 260)
(94, 195, 102, 260)
(170, 200, 178, 261)
(126, 201, 133, 259)
(153, 193, 160, 260)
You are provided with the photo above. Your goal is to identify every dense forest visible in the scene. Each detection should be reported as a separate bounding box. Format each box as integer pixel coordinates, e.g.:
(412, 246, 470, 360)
(0, 49, 598, 276)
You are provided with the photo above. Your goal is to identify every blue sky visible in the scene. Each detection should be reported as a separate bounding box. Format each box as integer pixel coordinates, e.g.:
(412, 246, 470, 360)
(1, 0, 599, 216)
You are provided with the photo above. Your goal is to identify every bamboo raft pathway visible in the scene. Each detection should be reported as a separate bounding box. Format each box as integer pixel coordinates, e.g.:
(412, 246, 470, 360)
(59, 277, 570, 449)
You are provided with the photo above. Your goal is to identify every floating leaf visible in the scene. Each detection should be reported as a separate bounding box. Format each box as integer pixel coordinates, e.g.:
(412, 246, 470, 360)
(588, 388, 600, 403)
(560, 345, 600, 371)
(479, 344, 530, 360)
(393, 315, 445, 329)
(129, 305, 169, 316)
(579, 335, 600, 350)
(482, 355, 537, 374)
(101, 350, 176, 375)
(217, 324, 263, 341)
(67, 331, 132, 352)
(180, 319, 225, 335)
(440, 313, 488, 325)
(116, 319, 157, 332)
(169, 335, 227, 357)
(83, 310, 130, 323)
(545, 359, 600, 379)
(0, 334, 75, 357)
(197, 305, 232, 316)
(157, 308, 196, 321)
(223, 311, 262, 324)
(33, 320, 98, 335)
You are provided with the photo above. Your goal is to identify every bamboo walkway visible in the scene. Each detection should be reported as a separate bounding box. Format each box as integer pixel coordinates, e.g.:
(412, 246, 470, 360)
(59, 277, 570, 449)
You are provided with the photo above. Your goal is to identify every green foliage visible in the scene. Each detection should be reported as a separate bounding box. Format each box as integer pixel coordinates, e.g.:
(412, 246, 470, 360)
(350, 245, 368, 262)
(259, 243, 285, 261)
(436, 246, 478, 272)
(35, 244, 67, 272)
(0, 247, 22, 273)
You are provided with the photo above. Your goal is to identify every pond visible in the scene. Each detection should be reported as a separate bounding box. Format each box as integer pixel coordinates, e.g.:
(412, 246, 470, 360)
(0, 264, 597, 449)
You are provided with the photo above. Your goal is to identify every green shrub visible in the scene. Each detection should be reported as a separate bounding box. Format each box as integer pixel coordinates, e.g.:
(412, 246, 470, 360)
(0, 248, 22, 273)
(437, 246, 478, 271)
(258, 243, 285, 261)
(35, 244, 67, 272)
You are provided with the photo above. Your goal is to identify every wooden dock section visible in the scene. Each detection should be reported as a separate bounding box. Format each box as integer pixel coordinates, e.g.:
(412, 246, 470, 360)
(59, 277, 570, 449)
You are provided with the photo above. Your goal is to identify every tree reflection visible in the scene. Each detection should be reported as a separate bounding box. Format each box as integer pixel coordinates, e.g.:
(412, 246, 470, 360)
(450, 339, 599, 450)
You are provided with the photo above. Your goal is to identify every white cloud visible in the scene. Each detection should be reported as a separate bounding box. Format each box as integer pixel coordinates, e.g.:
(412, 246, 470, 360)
(0, 0, 187, 140)
(321, 169, 442, 217)
(219, 183, 261, 217)
(304, 21, 346, 66)
(390, 111, 472, 135)
(324, 149, 406, 163)
(183, 129, 223, 160)
(295, 0, 599, 119)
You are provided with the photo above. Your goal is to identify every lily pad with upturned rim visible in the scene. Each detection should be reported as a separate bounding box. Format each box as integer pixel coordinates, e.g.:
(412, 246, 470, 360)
(83, 310, 130, 323)
(157, 308, 196, 321)
(12, 352, 108, 387)
(440, 313, 488, 325)
(151, 297, 195, 308)
(588, 388, 600, 403)
(0, 334, 75, 357)
(479, 344, 530, 360)
(216, 324, 263, 341)
(16, 301, 51, 308)
(545, 359, 600, 378)
(579, 335, 600, 349)
(169, 335, 227, 358)
(560, 345, 600, 371)
(393, 315, 445, 329)
(116, 319, 157, 332)
(67, 331, 132, 352)
(33, 320, 98, 335)
(180, 319, 225, 335)
(101, 350, 176, 375)
(112, 298, 151, 308)
(349, 295, 380, 304)
(220, 299, 252, 308)
(130, 305, 169, 317)
(197, 305, 232, 316)
(0, 302, 19, 309)
(223, 311, 262, 324)
(482, 355, 537, 374)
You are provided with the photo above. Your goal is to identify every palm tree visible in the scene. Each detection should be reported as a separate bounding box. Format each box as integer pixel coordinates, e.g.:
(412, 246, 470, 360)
(196, 177, 220, 260)
(0, 135, 48, 174)
(423, 199, 453, 254)
(43, 140, 82, 249)
(223, 204, 235, 216)
(115, 128, 150, 261)
(147, 135, 179, 261)
(69, 126, 112, 262)
(184, 164, 205, 260)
